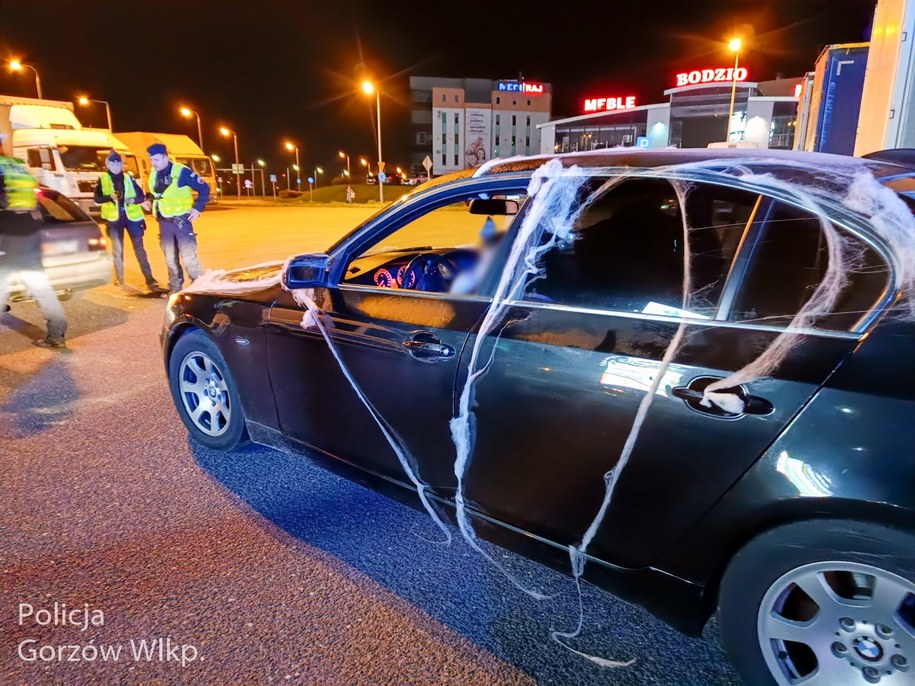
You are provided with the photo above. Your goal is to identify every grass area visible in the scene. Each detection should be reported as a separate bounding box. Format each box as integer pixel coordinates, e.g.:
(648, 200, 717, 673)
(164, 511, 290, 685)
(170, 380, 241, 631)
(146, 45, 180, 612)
(276, 183, 413, 205)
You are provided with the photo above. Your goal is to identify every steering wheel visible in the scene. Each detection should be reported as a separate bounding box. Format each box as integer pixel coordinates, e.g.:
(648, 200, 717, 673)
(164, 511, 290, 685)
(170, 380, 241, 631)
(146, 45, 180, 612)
(400, 253, 458, 292)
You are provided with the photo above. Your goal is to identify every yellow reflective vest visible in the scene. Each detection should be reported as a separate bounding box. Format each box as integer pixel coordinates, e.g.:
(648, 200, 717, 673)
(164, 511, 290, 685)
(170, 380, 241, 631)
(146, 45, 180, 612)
(100, 172, 144, 221)
(0, 156, 38, 211)
(148, 162, 194, 218)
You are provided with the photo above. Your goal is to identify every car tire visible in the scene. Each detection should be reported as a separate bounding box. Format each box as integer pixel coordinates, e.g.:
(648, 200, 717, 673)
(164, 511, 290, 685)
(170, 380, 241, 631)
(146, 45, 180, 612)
(168, 329, 249, 451)
(719, 519, 915, 686)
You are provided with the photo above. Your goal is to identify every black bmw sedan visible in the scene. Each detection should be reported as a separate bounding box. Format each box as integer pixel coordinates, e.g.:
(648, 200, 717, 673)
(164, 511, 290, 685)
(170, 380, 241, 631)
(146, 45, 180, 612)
(161, 149, 915, 686)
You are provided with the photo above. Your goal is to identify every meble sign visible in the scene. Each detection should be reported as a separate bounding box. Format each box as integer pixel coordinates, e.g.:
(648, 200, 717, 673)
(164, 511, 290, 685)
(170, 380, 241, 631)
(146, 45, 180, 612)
(674, 67, 749, 87)
(582, 96, 637, 113)
(497, 81, 546, 94)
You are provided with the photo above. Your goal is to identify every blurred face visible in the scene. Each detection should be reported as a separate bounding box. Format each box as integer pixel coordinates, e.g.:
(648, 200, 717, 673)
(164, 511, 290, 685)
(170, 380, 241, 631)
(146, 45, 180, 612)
(150, 153, 169, 171)
(107, 159, 122, 173)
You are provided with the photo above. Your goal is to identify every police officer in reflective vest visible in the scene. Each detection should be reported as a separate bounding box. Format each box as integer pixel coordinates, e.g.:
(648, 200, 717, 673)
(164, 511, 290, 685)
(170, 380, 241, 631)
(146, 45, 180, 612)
(142, 143, 209, 293)
(0, 155, 68, 348)
(93, 150, 160, 292)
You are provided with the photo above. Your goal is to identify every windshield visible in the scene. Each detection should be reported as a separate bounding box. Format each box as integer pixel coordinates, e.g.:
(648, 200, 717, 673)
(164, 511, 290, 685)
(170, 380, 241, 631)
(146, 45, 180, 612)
(123, 155, 140, 178)
(176, 157, 213, 177)
(58, 146, 111, 172)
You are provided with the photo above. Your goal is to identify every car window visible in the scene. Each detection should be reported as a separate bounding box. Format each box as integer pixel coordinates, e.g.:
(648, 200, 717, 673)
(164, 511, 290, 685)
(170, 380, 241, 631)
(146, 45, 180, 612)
(730, 201, 889, 330)
(342, 192, 525, 293)
(36, 190, 87, 223)
(522, 178, 759, 318)
(192, 158, 213, 176)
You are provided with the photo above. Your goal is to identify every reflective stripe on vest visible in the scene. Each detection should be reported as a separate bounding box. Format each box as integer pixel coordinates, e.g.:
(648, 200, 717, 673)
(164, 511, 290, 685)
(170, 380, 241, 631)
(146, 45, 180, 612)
(0, 156, 38, 211)
(100, 172, 144, 221)
(148, 162, 194, 218)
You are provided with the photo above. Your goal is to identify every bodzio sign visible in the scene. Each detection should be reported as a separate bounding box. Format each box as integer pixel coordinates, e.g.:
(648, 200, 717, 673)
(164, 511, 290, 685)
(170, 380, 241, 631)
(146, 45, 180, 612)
(675, 67, 749, 87)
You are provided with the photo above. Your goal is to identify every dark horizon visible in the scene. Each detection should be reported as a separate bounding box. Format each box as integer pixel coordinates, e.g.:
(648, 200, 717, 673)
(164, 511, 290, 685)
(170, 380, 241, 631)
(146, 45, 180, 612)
(0, 0, 876, 175)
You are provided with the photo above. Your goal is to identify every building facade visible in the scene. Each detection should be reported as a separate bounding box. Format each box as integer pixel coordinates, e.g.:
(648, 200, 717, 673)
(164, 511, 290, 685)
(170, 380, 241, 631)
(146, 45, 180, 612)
(540, 69, 801, 155)
(409, 76, 552, 175)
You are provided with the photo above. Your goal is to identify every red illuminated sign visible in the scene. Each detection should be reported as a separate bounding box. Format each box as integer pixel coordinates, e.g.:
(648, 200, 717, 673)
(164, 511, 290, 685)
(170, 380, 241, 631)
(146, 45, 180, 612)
(523, 82, 544, 94)
(582, 95, 637, 113)
(674, 67, 749, 87)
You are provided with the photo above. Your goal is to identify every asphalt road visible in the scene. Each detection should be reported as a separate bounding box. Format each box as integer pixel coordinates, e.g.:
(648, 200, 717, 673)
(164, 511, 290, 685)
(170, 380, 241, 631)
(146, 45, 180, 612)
(1, 204, 741, 685)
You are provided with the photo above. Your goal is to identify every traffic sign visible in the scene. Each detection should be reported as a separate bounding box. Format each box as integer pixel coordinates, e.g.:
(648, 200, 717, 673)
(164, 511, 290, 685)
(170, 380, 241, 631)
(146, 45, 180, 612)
(422, 155, 433, 171)
(244, 179, 253, 188)
(378, 161, 386, 173)
(378, 171, 387, 183)
(231, 163, 245, 174)
(296, 178, 301, 185)
(307, 176, 314, 184)
(636, 136, 650, 149)
(269, 174, 277, 183)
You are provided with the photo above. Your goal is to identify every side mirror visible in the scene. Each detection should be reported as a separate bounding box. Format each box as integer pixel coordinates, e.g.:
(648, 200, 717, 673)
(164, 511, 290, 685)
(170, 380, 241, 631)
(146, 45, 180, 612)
(469, 198, 520, 216)
(282, 253, 331, 289)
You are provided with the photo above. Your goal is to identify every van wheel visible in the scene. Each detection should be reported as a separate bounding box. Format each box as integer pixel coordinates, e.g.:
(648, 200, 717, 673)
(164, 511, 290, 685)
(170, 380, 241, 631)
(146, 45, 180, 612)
(719, 519, 915, 686)
(168, 329, 249, 450)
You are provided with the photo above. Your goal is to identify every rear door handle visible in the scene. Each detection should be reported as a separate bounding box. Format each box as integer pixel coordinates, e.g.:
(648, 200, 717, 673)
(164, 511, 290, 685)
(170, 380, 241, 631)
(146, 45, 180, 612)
(672, 378, 774, 418)
(402, 332, 454, 360)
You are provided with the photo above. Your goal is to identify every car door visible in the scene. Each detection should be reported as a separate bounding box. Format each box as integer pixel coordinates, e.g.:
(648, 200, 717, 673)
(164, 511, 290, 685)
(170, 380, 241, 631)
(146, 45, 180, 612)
(455, 176, 891, 569)
(264, 176, 529, 488)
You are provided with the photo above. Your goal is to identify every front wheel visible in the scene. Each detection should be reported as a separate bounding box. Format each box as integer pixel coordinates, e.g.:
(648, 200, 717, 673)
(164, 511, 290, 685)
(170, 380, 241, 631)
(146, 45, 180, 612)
(168, 329, 249, 450)
(719, 519, 915, 686)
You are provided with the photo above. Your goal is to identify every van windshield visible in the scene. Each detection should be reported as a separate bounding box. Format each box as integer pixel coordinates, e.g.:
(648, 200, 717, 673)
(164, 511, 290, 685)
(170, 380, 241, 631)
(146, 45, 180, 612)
(176, 157, 213, 177)
(58, 146, 110, 171)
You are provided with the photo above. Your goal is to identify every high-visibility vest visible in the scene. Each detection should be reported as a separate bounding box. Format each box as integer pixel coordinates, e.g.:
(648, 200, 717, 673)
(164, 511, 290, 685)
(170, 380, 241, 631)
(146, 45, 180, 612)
(0, 156, 38, 211)
(147, 162, 194, 217)
(100, 172, 144, 221)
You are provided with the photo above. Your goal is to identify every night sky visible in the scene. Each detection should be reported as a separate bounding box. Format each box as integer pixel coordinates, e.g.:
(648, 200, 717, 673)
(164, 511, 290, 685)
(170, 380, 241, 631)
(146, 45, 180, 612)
(0, 0, 876, 174)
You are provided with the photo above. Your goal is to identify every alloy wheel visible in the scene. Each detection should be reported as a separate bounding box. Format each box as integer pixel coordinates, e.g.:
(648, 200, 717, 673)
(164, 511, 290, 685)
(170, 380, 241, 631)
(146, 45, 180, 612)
(758, 560, 915, 685)
(177, 351, 232, 437)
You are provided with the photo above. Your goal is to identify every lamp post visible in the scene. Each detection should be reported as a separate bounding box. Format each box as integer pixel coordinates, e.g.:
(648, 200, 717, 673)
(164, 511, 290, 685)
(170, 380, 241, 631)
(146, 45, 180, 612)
(285, 141, 300, 190)
(180, 106, 204, 150)
(360, 157, 370, 183)
(361, 80, 384, 202)
(257, 159, 266, 196)
(8, 59, 41, 99)
(337, 151, 350, 178)
(77, 96, 112, 130)
(726, 38, 742, 143)
(314, 166, 323, 188)
(220, 126, 240, 199)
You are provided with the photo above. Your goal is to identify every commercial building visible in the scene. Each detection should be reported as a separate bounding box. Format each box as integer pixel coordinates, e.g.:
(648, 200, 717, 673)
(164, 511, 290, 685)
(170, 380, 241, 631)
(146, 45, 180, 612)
(409, 76, 552, 175)
(540, 67, 802, 154)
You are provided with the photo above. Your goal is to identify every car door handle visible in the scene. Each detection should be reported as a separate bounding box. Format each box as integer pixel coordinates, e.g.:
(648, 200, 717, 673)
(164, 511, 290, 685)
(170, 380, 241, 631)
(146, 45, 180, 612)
(672, 378, 774, 418)
(402, 332, 455, 360)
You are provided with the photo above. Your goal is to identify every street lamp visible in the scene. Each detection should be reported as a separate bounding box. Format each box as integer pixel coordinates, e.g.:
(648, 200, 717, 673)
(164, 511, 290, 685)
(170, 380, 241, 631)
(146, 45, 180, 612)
(220, 126, 241, 199)
(180, 106, 204, 150)
(314, 166, 323, 188)
(257, 158, 266, 196)
(726, 38, 743, 142)
(211, 154, 221, 163)
(77, 95, 113, 130)
(284, 141, 300, 190)
(8, 59, 41, 99)
(337, 151, 351, 178)
(361, 80, 384, 202)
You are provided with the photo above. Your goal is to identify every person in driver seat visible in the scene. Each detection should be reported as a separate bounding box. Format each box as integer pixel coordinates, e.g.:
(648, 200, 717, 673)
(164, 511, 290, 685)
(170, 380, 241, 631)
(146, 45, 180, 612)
(450, 216, 501, 295)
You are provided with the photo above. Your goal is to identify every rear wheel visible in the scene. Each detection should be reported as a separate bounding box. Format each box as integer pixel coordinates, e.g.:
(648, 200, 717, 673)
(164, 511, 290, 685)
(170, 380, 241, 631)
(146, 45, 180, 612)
(719, 520, 915, 686)
(168, 329, 249, 450)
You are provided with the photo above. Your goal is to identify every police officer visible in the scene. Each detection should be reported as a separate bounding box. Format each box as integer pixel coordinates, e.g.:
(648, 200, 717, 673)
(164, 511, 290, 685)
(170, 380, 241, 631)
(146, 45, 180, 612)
(94, 150, 160, 292)
(0, 154, 68, 348)
(142, 143, 210, 293)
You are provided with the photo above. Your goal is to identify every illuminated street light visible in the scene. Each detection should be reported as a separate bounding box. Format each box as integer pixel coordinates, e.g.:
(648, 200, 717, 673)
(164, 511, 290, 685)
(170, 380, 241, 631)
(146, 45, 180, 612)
(314, 166, 323, 188)
(284, 141, 301, 191)
(211, 154, 221, 163)
(8, 59, 42, 99)
(180, 106, 204, 150)
(361, 80, 384, 202)
(257, 159, 266, 167)
(220, 126, 241, 199)
(77, 95, 113, 130)
(726, 37, 743, 142)
(337, 150, 351, 178)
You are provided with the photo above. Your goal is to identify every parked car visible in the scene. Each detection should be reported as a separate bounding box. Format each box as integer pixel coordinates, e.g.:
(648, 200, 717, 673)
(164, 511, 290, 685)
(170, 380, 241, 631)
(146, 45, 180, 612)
(161, 149, 915, 686)
(5, 187, 111, 302)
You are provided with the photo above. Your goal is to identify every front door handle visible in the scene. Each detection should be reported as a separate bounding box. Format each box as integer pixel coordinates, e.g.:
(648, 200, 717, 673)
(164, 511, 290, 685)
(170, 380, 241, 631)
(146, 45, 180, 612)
(402, 332, 454, 360)
(672, 376, 774, 418)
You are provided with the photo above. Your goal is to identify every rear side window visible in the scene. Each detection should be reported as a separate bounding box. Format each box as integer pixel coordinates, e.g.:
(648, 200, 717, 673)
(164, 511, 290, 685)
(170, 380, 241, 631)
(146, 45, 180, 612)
(730, 201, 889, 330)
(522, 178, 759, 318)
(36, 190, 87, 223)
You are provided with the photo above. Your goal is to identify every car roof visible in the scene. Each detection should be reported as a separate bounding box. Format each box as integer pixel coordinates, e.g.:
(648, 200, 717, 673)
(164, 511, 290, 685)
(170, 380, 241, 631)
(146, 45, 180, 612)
(472, 148, 915, 197)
